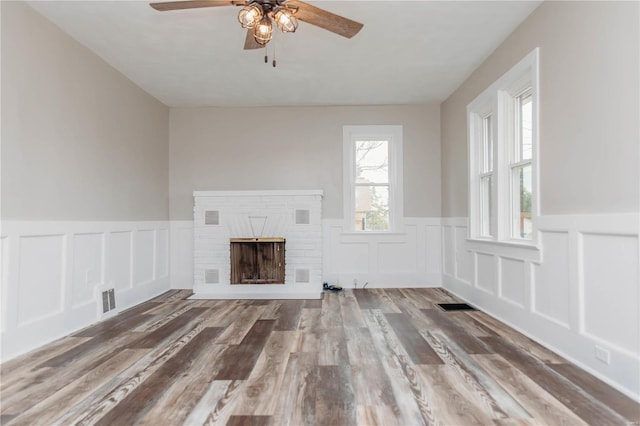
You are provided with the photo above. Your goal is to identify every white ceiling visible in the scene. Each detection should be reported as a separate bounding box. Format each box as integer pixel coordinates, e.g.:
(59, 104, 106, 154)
(27, 0, 541, 107)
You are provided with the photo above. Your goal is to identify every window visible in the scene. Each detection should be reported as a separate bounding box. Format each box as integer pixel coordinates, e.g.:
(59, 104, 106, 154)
(468, 49, 539, 245)
(480, 114, 494, 237)
(355, 139, 389, 231)
(511, 90, 533, 239)
(343, 125, 403, 232)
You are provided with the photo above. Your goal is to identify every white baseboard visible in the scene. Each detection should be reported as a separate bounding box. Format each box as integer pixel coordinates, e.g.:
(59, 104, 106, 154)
(188, 289, 321, 300)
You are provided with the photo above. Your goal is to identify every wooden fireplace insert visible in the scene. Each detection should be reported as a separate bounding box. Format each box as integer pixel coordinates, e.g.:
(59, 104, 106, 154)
(230, 237, 285, 284)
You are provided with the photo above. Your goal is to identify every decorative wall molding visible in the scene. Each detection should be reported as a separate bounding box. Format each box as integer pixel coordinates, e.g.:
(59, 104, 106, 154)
(322, 217, 442, 288)
(0, 220, 170, 362)
(170, 217, 443, 291)
(442, 213, 639, 400)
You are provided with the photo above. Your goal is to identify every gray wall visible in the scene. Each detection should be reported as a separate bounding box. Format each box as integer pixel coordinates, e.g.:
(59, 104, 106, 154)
(1, 1, 170, 221)
(441, 0, 639, 217)
(169, 105, 441, 220)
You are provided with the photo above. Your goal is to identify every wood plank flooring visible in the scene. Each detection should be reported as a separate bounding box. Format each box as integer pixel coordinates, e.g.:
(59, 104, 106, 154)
(1, 288, 638, 425)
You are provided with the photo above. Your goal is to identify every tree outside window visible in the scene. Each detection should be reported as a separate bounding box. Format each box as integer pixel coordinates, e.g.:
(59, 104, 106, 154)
(354, 140, 389, 231)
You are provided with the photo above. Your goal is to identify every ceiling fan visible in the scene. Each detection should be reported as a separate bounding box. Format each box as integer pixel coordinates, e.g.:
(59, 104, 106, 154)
(149, 0, 364, 50)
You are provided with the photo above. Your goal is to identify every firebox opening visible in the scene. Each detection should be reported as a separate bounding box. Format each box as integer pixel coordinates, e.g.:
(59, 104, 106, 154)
(230, 238, 285, 284)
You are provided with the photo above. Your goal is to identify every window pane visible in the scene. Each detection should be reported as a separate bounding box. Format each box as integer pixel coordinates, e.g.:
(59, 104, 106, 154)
(355, 185, 389, 231)
(356, 140, 388, 184)
(482, 115, 493, 172)
(480, 176, 492, 236)
(512, 164, 532, 239)
(518, 92, 533, 161)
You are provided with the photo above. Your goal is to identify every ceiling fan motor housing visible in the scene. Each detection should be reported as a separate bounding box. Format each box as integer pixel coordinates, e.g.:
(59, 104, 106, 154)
(252, 0, 287, 12)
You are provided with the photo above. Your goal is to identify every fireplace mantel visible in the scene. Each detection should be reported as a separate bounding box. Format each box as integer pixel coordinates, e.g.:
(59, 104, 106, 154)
(191, 190, 323, 299)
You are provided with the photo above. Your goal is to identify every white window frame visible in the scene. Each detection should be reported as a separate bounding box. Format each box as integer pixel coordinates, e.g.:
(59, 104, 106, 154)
(343, 125, 404, 233)
(470, 103, 495, 239)
(467, 48, 539, 247)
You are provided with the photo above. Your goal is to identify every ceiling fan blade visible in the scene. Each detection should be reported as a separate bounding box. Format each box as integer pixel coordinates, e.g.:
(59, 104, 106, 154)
(286, 0, 363, 39)
(149, 1, 242, 12)
(244, 29, 263, 50)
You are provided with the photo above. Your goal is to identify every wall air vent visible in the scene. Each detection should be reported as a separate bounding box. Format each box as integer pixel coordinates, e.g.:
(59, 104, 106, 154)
(437, 303, 477, 311)
(205, 210, 220, 225)
(295, 268, 310, 283)
(102, 288, 116, 313)
(295, 209, 310, 225)
(205, 269, 220, 284)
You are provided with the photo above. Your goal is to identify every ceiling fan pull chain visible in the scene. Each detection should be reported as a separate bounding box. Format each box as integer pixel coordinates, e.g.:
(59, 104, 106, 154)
(273, 42, 277, 67)
(264, 43, 268, 64)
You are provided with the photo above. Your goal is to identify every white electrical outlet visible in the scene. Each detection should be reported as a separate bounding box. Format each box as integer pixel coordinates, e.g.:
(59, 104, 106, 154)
(595, 345, 610, 365)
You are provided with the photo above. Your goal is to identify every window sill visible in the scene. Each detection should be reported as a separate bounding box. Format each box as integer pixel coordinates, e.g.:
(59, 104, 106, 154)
(467, 238, 538, 250)
(341, 231, 408, 236)
(465, 237, 541, 262)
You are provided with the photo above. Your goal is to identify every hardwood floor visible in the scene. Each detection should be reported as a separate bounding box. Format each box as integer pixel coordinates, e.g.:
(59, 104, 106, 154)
(1, 288, 638, 425)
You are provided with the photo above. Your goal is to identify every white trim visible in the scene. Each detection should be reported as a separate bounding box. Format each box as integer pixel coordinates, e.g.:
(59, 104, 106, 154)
(189, 290, 320, 300)
(468, 48, 540, 247)
(339, 231, 408, 237)
(466, 238, 541, 263)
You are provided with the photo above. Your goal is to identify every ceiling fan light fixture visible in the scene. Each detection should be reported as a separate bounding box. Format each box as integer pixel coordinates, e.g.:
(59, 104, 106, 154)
(273, 8, 298, 33)
(253, 16, 273, 45)
(151, 0, 364, 52)
(238, 3, 263, 29)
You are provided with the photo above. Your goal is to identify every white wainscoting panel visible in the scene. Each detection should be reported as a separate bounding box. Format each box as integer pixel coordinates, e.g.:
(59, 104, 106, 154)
(442, 225, 455, 277)
(156, 228, 169, 279)
(582, 233, 639, 355)
(170, 221, 194, 289)
(0, 237, 8, 333)
(323, 218, 442, 288)
(425, 225, 442, 274)
(455, 225, 473, 284)
(134, 229, 155, 285)
(378, 234, 417, 274)
(476, 253, 495, 294)
(499, 257, 526, 308)
(332, 239, 369, 274)
(17, 235, 65, 327)
(442, 213, 640, 400)
(110, 231, 133, 292)
(0, 221, 170, 362)
(72, 233, 104, 308)
(533, 231, 571, 327)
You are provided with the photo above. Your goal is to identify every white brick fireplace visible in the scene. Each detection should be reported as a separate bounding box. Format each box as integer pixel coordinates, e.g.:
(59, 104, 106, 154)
(192, 190, 323, 299)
